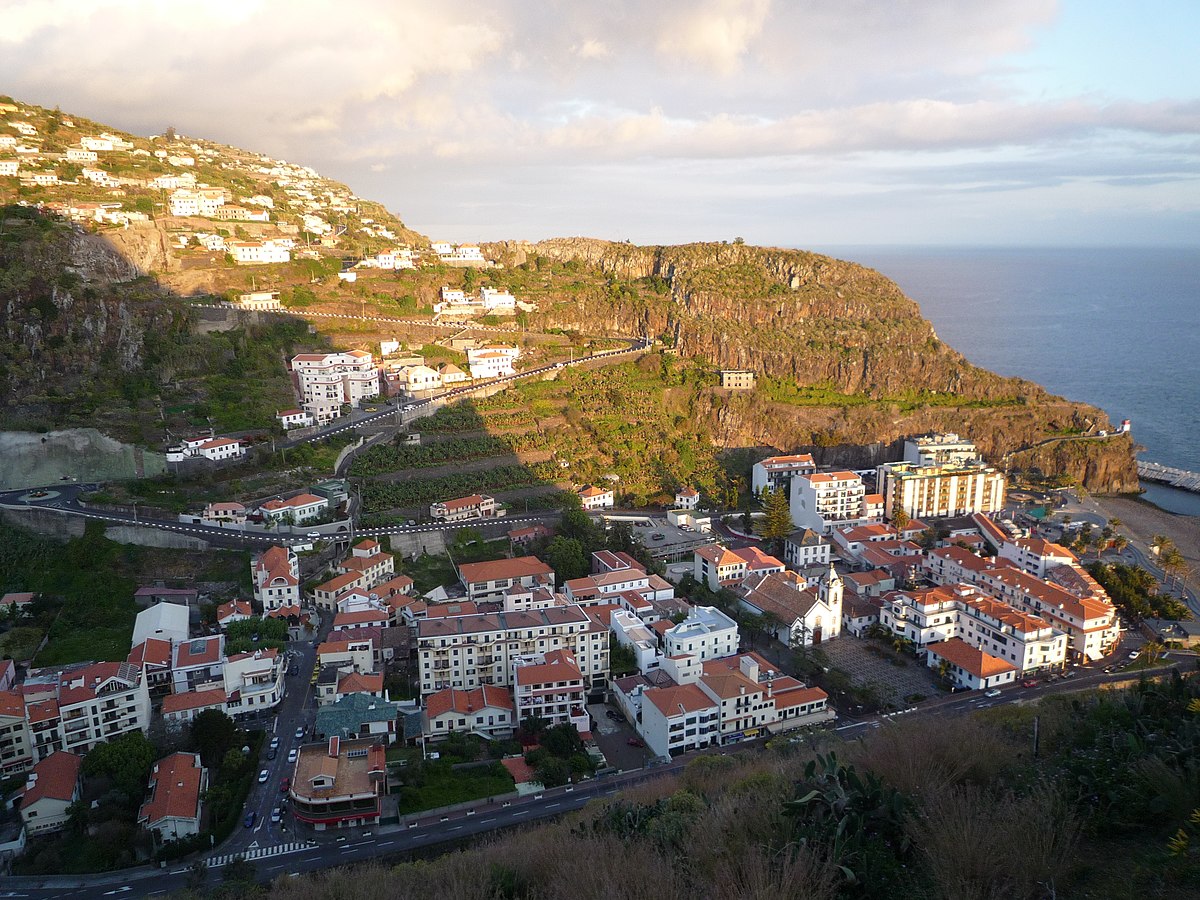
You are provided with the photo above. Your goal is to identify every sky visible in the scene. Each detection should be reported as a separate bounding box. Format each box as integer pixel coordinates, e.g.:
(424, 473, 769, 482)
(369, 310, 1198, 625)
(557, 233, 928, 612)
(2, 0, 1198, 246)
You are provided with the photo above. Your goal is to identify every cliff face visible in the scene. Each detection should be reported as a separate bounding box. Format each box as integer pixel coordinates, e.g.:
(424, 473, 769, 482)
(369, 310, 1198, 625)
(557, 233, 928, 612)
(484, 238, 1138, 492)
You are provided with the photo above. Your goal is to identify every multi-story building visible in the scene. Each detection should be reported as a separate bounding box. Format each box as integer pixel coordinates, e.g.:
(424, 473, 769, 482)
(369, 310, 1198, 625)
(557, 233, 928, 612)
(662, 606, 739, 662)
(640, 682, 720, 757)
(876, 461, 1005, 521)
(790, 471, 872, 534)
(429, 494, 499, 522)
(291, 351, 380, 424)
(336, 540, 394, 586)
(276, 408, 314, 430)
(20, 662, 152, 759)
(903, 432, 981, 467)
(289, 736, 386, 830)
(718, 370, 756, 390)
(417, 606, 609, 696)
(171, 635, 225, 694)
(252, 545, 301, 611)
(228, 240, 291, 264)
(878, 583, 1067, 674)
(751, 454, 816, 495)
(0, 691, 34, 775)
(674, 487, 700, 509)
(513, 649, 590, 734)
(223, 649, 286, 715)
(784, 528, 831, 569)
(693, 544, 785, 591)
(466, 345, 519, 379)
(922, 637, 1017, 691)
(423, 685, 515, 741)
(138, 752, 207, 843)
(457, 557, 555, 602)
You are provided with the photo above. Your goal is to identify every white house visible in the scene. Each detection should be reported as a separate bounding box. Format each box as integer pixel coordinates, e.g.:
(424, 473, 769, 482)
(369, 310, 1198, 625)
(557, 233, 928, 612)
(259, 493, 328, 525)
(662, 606, 739, 663)
(467, 345, 519, 379)
(253, 546, 301, 611)
(19, 752, 81, 834)
(577, 486, 615, 510)
(674, 487, 700, 510)
(138, 752, 207, 843)
(276, 408, 314, 430)
(228, 240, 291, 264)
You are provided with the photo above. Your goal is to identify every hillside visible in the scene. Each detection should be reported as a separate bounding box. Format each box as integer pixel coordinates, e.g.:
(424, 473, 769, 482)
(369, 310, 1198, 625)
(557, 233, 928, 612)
(0, 96, 1138, 491)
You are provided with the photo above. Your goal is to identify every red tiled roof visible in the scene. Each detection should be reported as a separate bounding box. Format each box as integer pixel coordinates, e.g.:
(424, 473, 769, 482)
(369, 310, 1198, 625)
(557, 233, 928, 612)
(21, 752, 81, 809)
(458, 556, 553, 585)
(925, 637, 1017, 678)
(425, 684, 512, 718)
(162, 688, 226, 715)
(139, 752, 205, 826)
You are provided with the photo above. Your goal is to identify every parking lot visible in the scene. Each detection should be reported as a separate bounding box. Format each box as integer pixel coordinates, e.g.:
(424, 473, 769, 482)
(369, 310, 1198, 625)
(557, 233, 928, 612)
(586, 702, 652, 770)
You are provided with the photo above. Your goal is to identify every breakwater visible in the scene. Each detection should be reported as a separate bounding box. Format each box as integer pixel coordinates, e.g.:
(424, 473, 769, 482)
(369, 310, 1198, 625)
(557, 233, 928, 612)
(1138, 460, 1200, 495)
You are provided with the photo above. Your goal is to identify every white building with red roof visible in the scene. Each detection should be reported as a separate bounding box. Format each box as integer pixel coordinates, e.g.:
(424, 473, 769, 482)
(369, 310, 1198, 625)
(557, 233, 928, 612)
(674, 487, 701, 510)
(466, 345, 519, 379)
(259, 492, 328, 525)
(290, 350, 380, 425)
(423, 685, 515, 741)
(216, 599, 253, 628)
(127, 637, 173, 689)
(752, 454, 816, 495)
(253, 545, 301, 610)
(513, 649, 589, 735)
(577, 485, 614, 510)
(923, 637, 1017, 691)
(693, 544, 785, 591)
(791, 470, 873, 534)
(19, 751, 81, 834)
(456, 556, 555, 602)
(429, 493, 499, 522)
(139, 752, 207, 843)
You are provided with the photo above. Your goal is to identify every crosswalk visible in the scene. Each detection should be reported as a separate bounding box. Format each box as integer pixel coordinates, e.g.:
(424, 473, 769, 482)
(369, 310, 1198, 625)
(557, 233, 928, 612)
(207, 841, 313, 867)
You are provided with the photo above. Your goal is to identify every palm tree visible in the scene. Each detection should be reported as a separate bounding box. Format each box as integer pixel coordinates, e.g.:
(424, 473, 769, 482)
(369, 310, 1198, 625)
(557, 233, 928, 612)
(1160, 547, 1186, 589)
(1108, 517, 1123, 530)
(1111, 534, 1129, 555)
(1151, 534, 1175, 557)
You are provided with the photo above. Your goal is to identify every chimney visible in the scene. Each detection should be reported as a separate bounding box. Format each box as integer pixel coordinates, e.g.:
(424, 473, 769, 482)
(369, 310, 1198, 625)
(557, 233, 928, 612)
(328, 736, 339, 758)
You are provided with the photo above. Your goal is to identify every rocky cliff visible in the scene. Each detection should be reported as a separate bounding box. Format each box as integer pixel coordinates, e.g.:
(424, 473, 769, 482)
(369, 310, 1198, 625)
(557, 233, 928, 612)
(484, 238, 1139, 492)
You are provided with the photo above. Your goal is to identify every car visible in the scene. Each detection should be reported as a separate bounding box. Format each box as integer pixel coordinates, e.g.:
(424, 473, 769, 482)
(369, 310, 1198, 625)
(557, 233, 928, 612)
(1128, 650, 1141, 660)
(307, 532, 321, 539)
(1022, 679, 1038, 688)
(244, 811, 256, 828)
(266, 747, 277, 761)
(258, 768, 269, 783)
(270, 735, 280, 748)
(626, 737, 644, 747)
(288, 748, 298, 763)
(984, 688, 1002, 698)
(605, 710, 622, 721)
(271, 807, 282, 824)
(295, 727, 305, 740)
(280, 777, 291, 793)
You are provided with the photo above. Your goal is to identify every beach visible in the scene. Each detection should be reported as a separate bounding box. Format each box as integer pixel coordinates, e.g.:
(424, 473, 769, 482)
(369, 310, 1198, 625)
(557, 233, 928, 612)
(1094, 494, 1200, 574)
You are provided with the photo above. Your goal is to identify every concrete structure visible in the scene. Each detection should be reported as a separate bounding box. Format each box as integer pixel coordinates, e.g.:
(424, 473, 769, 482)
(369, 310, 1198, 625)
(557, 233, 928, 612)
(289, 737, 386, 830)
(132, 602, 189, 648)
(876, 461, 1005, 521)
(903, 433, 981, 467)
(662, 606, 739, 663)
(790, 471, 872, 534)
(751, 454, 816, 496)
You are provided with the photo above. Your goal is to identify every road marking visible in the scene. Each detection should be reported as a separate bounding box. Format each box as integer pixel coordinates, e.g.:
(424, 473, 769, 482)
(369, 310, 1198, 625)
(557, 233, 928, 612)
(546, 802, 559, 809)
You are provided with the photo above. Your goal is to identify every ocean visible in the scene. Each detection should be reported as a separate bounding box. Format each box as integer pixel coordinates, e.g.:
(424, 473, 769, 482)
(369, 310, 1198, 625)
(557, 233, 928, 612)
(814, 246, 1200, 515)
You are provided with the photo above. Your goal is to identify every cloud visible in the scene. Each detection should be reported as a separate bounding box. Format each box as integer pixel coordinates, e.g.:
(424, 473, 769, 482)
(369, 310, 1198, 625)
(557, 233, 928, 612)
(0, 0, 1195, 244)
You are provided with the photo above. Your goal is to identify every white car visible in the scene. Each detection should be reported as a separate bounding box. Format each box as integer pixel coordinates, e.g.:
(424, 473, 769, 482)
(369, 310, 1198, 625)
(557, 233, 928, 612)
(287, 748, 298, 763)
(258, 768, 270, 783)
(984, 688, 1002, 698)
(271, 807, 282, 824)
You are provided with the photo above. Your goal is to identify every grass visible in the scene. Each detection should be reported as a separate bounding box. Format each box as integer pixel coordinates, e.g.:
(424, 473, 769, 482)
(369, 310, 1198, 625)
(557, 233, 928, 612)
(395, 760, 515, 814)
(401, 553, 459, 596)
(0, 626, 45, 662)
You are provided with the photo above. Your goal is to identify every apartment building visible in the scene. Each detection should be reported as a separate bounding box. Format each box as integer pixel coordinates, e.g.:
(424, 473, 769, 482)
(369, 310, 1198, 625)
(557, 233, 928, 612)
(20, 662, 152, 759)
(784, 528, 832, 569)
(693, 544, 785, 591)
(466, 345, 519, 379)
(336, 540, 394, 586)
(640, 682, 720, 757)
(876, 461, 1005, 520)
(417, 605, 609, 696)
(291, 351, 379, 424)
(790, 471, 871, 534)
(903, 432, 981, 467)
(457, 556, 555, 602)
(0, 691, 34, 775)
(252, 545, 301, 610)
(662, 606, 739, 662)
(513, 649, 590, 734)
(879, 583, 1067, 674)
(223, 649, 286, 715)
(429, 494, 498, 522)
(751, 454, 816, 495)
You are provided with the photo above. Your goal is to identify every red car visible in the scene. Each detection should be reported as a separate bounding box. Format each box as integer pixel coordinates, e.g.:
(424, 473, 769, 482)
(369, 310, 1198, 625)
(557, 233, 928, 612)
(279, 777, 290, 794)
(1022, 679, 1039, 688)
(626, 738, 644, 748)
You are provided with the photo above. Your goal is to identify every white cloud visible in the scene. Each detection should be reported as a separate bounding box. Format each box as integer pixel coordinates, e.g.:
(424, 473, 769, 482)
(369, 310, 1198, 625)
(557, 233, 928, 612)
(0, 0, 1195, 244)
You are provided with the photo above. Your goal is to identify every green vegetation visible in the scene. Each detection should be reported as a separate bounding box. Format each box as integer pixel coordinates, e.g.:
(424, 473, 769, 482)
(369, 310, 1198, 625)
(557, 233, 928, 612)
(348, 434, 512, 476)
(360, 464, 553, 512)
(394, 741, 515, 814)
(224, 616, 290, 654)
(1086, 561, 1190, 621)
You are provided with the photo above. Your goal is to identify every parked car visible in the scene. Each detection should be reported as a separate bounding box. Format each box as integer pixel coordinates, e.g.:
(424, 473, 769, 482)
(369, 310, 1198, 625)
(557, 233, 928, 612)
(258, 768, 269, 783)
(984, 688, 1002, 698)
(307, 532, 321, 539)
(605, 710, 622, 721)
(287, 748, 298, 763)
(271, 807, 282, 824)
(244, 811, 256, 828)
(266, 748, 277, 761)
(295, 726, 305, 740)
(280, 777, 291, 794)
(1128, 650, 1141, 660)
(1022, 679, 1038, 688)
(269, 736, 280, 749)
(626, 737, 644, 747)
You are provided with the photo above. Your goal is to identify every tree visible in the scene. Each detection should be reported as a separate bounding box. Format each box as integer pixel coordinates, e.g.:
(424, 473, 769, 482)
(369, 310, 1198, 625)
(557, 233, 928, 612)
(609, 635, 637, 677)
(544, 536, 588, 583)
(890, 507, 910, 532)
(190, 709, 237, 770)
(540, 724, 585, 759)
(83, 731, 157, 807)
(759, 487, 794, 548)
(533, 755, 571, 788)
